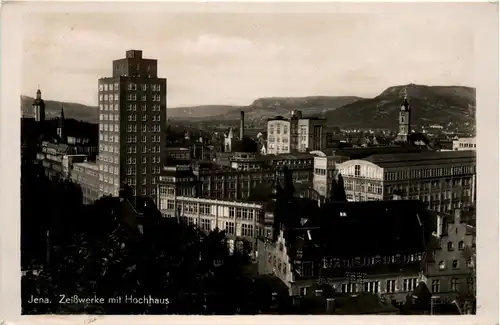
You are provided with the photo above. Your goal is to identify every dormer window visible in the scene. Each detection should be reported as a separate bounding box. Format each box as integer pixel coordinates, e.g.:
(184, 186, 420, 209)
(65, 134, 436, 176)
(438, 261, 446, 270)
(340, 212, 347, 217)
(447, 242, 454, 251)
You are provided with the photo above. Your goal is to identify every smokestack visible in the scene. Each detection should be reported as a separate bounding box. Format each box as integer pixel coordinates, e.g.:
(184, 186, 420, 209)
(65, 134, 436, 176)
(240, 111, 245, 140)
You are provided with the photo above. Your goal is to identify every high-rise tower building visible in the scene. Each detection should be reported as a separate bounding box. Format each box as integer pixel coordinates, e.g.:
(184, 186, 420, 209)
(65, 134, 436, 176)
(32, 88, 46, 122)
(97, 50, 167, 200)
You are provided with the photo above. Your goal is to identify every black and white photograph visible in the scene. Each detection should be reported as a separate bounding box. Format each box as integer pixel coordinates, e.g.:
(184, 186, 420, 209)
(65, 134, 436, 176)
(1, 0, 498, 322)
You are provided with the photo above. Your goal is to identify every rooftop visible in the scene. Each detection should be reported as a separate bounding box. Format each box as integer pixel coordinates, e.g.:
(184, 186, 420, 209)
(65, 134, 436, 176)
(364, 150, 476, 168)
(276, 200, 436, 275)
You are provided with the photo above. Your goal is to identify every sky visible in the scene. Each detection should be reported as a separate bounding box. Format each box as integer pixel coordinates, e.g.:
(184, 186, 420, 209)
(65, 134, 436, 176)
(21, 2, 482, 108)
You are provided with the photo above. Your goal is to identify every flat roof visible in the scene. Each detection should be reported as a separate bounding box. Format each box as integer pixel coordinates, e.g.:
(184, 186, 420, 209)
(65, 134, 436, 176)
(74, 162, 99, 170)
(364, 150, 476, 168)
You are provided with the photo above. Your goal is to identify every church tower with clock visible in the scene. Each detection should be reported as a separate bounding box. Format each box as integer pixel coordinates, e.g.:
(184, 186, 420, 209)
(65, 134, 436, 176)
(396, 88, 411, 143)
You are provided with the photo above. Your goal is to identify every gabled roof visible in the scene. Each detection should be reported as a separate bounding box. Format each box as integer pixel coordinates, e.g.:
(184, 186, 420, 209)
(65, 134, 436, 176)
(308, 200, 436, 257)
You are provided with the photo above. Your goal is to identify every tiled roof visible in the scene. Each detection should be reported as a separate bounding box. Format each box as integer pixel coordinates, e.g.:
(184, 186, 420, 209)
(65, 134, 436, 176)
(280, 200, 436, 264)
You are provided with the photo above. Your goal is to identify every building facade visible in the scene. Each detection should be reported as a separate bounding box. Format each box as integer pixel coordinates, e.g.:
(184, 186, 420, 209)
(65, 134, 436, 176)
(452, 137, 476, 151)
(267, 117, 291, 155)
(267, 111, 327, 155)
(258, 229, 427, 301)
(194, 153, 314, 201)
(336, 150, 476, 213)
(37, 142, 88, 180)
(97, 50, 167, 200)
(297, 117, 327, 152)
(313, 155, 337, 199)
(157, 189, 263, 254)
(426, 209, 476, 312)
(70, 162, 101, 205)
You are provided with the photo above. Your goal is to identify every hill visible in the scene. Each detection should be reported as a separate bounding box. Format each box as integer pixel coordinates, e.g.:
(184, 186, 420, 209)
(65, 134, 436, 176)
(325, 84, 475, 129)
(173, 96, 363, 124)
(21, 96, 99, 124)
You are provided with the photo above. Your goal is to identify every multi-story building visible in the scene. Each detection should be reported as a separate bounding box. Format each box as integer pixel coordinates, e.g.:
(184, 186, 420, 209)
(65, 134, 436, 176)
(452, 137, 476, 151)
(267, 117, 291, 155)
(157, 191, 264, 255)
(193, 153, 315, 201)
(313, 155, 337, 199)
(70, 161, 100, 205)
(97, 50, 167, 201)
(257, 200, 437, 302)
(37, 141, 88, 180)
(157, 165, 199, 203)
(426, 209, 476, 313)
(267, 111, 327, 154)
(336, 150, 476, 213)
(297, 117, 327, 152)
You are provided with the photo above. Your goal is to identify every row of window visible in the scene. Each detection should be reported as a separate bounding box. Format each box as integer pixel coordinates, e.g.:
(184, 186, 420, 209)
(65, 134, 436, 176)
(321, 254, 423, 269)
(99, 93, 119, 102)
(126, 135, 162, 146)
(99, 103, 119, 111)
(339, 278, 418, 294)
(126, 93, 161, 101)
(99, 83, 119, 91)
(99, 154, 119, 164)
(126, 83, 162, 91)
(457, 142, 476, 148)
(431, 278, 474, 293)
(100, 124, 119, 132)
(99, 144, 119, 153)
(438, 258, 473, 270)
(268, 136, 289, 143)
(228, 207, 255, 220)
(99, 173, 119, 186)
(268, 124, 289, 135)
(126, 124, 162, 133)
(384, 165, 475, 181)
(99, 163, 119, 175)
(125, 156, 161, 164)
(268, 144, 290, 151)
(125, 166, 162, 175)
(125, 103, 162, 111)
(99, 133, 119, 143)
(125, 176, 160, 186)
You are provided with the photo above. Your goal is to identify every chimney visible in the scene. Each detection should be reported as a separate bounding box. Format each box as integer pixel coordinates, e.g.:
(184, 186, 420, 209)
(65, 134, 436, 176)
(240, 111, 245, 140)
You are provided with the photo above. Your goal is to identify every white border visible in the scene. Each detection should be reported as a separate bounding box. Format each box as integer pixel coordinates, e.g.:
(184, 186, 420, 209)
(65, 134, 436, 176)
(1, 1, 498, 325)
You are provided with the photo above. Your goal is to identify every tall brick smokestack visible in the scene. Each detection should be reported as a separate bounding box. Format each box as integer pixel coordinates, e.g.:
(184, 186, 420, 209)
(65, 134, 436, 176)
(240, 111, 245, 139)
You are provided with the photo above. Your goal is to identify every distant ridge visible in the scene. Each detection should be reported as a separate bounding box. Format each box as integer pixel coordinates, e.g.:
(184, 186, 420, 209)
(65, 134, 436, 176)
(21, 95, 98, 124)
(325, 84, 475, 128)
(171, 96, 364, 121)
(20, 83, 475, 128)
